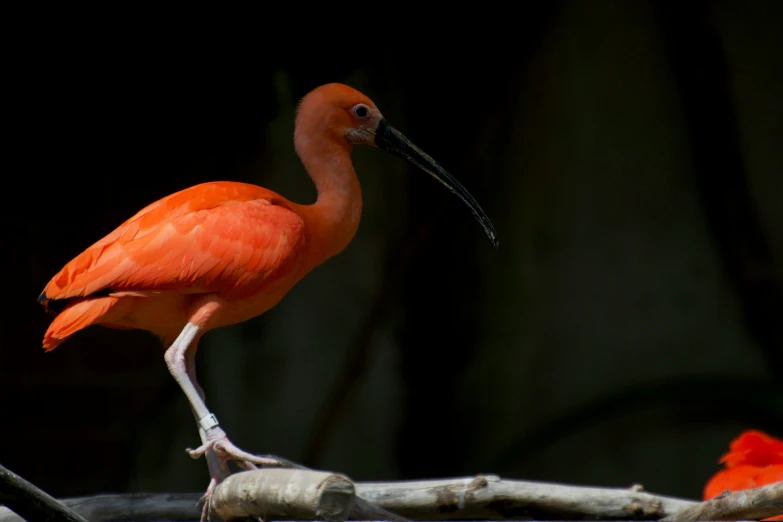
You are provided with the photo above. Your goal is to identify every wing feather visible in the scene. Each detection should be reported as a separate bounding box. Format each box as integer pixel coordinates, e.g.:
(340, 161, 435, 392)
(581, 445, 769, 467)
(41, 182, 307, 303)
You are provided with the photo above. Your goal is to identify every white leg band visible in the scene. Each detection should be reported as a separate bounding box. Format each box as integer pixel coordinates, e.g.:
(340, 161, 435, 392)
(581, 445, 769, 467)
(199, 414, 220, 431)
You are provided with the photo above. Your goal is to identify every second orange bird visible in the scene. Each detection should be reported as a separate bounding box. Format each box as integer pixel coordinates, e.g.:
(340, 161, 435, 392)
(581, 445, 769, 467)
(38, 83, 497, 509)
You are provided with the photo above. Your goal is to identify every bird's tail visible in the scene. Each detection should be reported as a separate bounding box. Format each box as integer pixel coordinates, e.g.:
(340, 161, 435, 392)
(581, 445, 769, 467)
(42, 296, 131, 351)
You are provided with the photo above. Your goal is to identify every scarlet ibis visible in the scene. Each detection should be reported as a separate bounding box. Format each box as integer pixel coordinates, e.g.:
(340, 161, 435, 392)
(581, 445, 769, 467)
(39, 83, 497, 515)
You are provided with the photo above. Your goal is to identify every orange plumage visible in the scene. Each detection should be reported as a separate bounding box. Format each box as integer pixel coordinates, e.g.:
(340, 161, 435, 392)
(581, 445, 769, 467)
(40, 181, 308, 349)
(704, 430, 783, 521)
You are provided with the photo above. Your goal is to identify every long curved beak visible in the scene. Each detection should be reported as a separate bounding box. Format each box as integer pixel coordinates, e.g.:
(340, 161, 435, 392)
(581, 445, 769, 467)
(375, 119, 498, 248)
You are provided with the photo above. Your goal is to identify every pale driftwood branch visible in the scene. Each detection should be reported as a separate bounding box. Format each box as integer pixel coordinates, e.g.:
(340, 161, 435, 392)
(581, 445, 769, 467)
(355, 475, 696, 520)
(660, 481, 783, 521)
(208, 468, 409, 522)
(208, 469, 355, 522)
(0, 474, 705, 521)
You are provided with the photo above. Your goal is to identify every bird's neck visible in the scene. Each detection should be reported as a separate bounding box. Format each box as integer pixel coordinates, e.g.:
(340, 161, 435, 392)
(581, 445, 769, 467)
(297, 138, 363, 265)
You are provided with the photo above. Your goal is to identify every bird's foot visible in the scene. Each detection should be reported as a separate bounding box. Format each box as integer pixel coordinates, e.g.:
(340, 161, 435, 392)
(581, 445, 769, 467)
(188, 428, 284, 471)
(189, 428, 283, 521)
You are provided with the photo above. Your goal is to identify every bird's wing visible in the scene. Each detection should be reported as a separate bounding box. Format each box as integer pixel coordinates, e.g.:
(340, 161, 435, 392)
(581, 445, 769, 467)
(40, 181, 308, 302)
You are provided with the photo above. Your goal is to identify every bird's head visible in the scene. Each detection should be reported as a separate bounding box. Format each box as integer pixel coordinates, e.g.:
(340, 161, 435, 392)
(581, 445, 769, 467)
(295, 83, 498, 248)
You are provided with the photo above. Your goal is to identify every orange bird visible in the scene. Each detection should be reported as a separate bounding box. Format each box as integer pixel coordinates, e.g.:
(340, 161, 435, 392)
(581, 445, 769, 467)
(704, 429, 783, 521)
(38, 83, 497, 509)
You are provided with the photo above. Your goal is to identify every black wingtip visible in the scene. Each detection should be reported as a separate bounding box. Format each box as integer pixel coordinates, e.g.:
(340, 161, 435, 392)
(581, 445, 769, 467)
(37, 292, 48, 304)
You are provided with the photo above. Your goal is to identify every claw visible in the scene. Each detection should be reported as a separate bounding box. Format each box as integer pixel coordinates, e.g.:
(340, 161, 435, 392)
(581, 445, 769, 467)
(196, 476, 219, 522)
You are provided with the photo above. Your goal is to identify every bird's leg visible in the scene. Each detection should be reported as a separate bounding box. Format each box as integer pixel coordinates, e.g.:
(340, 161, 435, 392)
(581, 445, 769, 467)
(183, 352, 267, 522)
(184, 344, 230, 514)
(164, 322, 282, 469)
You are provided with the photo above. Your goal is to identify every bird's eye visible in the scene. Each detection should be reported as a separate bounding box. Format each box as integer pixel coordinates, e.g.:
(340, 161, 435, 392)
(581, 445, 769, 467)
(352, 104, 370, 119)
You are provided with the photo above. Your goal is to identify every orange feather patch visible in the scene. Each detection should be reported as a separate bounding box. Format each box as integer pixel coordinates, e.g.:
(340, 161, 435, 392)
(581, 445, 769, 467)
(704, 430, 783, 521)
(40, 181, 307, 302)
(39, 181, 308, 348)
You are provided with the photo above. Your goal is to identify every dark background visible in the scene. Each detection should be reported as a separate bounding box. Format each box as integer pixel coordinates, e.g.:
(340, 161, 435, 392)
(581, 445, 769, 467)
(2, 0, 782, 503)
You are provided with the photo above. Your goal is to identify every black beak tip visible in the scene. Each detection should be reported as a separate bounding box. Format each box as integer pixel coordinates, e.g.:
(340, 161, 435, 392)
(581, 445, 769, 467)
(486, 227, 499, 248)
(376, 117, 500, 250)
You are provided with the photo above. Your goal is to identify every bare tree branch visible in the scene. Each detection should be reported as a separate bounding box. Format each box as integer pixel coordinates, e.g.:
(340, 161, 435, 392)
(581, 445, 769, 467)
(355, 475, 694, 520)
(4, 468, 776, 522)
(0, 474, 702, 521)
(0, 462, 89, 522)
(20, 492, 200, 521)
(208, 469, 355, 522)
(660, 481, 782, 522)
(250, 457, 411, 522)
